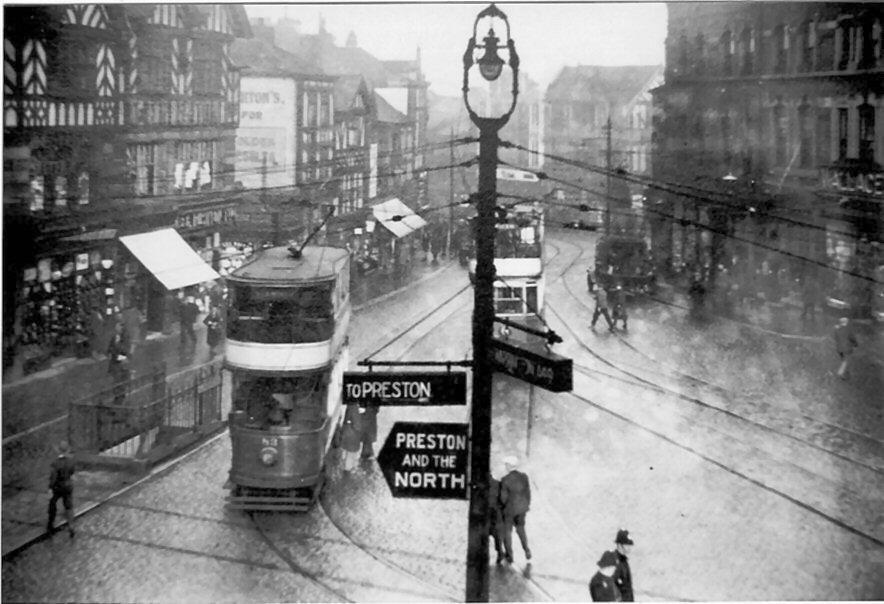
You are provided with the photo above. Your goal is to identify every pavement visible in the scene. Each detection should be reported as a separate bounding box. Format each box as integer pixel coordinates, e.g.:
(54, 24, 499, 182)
(3, 235, 883, 601)
(1, 255, 453, 560)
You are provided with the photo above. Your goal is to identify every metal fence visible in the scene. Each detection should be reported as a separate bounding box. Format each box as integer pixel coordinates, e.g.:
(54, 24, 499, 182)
(68, 360, 223, 462)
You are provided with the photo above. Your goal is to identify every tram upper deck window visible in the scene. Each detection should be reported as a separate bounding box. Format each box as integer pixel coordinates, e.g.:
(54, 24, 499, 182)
(228, 283, 334, 343)
(232, 373, 327, 431)
(495, 224, 541, 258)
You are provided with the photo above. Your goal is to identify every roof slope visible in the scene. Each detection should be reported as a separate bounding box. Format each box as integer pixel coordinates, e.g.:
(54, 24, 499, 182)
(546, 65, 662, 105)
(230, 37, 327, 78)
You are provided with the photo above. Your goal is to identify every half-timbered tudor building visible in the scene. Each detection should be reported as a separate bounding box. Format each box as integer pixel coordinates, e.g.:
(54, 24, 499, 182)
(3, 4, 250, 372)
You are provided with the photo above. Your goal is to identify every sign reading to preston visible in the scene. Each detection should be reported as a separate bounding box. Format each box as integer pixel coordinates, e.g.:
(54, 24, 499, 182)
(377, 422, 469, 499)
(489, 337, 573, 392)
(342, 371, 467, 406)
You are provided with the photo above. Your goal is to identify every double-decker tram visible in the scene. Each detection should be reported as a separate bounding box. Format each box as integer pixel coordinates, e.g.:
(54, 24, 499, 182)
(223, 245, 350, 511)
(471, 201, 545, 343)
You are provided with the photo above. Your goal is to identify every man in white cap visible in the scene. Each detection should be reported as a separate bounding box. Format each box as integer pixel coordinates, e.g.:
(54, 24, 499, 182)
(498, 455, 531, 564)
(589, 550, 621, 601)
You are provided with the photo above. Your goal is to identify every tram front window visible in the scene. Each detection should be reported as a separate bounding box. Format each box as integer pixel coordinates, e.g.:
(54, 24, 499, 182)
(232, 374, 326, 430)
(228, 284, 333, 343)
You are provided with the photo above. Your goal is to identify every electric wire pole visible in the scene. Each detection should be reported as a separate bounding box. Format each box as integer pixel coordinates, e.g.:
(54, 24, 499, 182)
(605, 114, 612, 233)
(448, 127, 455, 259)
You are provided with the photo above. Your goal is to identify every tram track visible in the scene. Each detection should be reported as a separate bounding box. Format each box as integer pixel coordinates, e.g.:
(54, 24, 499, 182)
(547, 233, 884, 472)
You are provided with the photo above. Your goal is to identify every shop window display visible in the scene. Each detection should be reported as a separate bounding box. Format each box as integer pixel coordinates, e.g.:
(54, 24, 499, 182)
(19, 252, 116, 370)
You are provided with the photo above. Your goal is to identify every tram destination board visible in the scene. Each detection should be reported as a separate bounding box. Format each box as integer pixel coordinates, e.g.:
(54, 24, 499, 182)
(489, 337, 573, 392)
(342, 371, 467, 406)
(377, 422, 469, 499)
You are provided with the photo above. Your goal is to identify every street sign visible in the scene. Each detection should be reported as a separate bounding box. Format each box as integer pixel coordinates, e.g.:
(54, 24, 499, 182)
(489, 337, 573, 392)
(342, 371, 467, 406)
(377, 422, 469, 499)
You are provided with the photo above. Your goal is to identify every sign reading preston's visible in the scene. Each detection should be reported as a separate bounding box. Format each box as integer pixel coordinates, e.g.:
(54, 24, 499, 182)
(377, 422, 469, 499)
(342, 371, 467, 406)
(489, 337, 573, 392)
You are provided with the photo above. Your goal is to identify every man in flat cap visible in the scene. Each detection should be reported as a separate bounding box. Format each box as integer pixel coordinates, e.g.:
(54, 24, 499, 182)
(498, 455, 531, 564)
(589, 550, 621, 601)
(613, 529, 635, 601)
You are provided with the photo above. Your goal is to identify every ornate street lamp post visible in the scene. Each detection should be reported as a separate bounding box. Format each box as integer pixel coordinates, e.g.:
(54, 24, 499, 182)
(462, 4, 519, 601)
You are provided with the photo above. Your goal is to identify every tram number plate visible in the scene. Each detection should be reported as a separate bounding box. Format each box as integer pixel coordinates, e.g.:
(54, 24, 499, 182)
(261, 436, 278, 447)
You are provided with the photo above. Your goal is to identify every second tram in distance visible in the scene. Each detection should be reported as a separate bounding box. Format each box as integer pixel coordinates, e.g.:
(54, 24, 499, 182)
(223, 245, 350, 511)
(470, 201, 545, 343)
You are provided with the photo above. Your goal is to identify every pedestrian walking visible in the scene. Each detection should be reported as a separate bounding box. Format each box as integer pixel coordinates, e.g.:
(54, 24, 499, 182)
(610, 284, 628, 331)
(47, 440, 76, 538)
(340, 404, 364, 472)
(591, 286, 614, 332)
(589, 550, 621, 602)
(203, 305, 223, 357)
(799, 274, 817, 322)
(612, 529, 635, 602)
(834, 317, 859, 379)
(499, 455, 531, 564)
(107, 321, 131, 404)
(177, 292, 199, 356)
(489, 473, 505, 565)
(359, 402, 379, 461)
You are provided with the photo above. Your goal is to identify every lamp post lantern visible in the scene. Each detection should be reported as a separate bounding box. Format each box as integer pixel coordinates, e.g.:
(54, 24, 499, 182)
(462, 4, 519, 601)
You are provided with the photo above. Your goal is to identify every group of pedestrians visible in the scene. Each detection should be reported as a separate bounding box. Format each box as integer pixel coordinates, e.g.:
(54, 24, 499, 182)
(589, 529, 635, 601)
(488, 456, 532, 566)
(587, 269, 628, 332)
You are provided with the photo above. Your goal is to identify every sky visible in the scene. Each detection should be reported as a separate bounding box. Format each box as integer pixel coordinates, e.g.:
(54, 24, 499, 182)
(246, 2, 668, 97)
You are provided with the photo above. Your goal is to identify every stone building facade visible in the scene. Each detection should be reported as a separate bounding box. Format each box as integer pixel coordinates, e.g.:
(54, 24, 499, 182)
(651, 2, 882, 317)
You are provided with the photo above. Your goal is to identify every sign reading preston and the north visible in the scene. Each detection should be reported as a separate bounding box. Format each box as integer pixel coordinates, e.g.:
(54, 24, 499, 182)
(342, 371, 467, 406)
(377, 422, 469, 499)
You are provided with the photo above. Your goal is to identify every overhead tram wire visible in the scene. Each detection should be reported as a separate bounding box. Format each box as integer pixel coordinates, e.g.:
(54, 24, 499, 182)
(499, 141, 868, 240)
(499, 164, 881, 285)
(96, 136, 479, 190)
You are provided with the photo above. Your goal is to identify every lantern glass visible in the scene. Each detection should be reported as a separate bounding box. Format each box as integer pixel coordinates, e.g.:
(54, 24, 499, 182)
(477, 30, 504, 81)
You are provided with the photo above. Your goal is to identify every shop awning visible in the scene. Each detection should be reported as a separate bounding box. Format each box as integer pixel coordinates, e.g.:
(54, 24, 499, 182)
(371, 198, 427, 239)
(119, 228, 220, 290)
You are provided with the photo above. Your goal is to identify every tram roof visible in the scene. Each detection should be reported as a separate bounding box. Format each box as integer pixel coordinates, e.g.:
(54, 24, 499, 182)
(228, 245, 349, 286)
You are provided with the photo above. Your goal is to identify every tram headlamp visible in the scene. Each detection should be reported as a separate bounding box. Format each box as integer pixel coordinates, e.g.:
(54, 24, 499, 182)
(259, 446, 278, 466)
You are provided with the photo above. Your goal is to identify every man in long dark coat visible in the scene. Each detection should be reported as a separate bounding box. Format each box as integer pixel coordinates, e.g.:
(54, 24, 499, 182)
(498, 455, 531, 564)
(612, 529, 635, 601)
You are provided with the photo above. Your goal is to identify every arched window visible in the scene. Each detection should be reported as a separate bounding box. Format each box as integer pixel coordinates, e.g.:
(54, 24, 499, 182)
(695, 34, 706, 74)
(740, 26, 754, 75)
(798, 100, 812, 167)
(721, 30, 733, 75)
(773, 24, 788, 73)
(678, 34, 689, 75)
(801, 20, 816, 71)
(772, 100, 787, 166)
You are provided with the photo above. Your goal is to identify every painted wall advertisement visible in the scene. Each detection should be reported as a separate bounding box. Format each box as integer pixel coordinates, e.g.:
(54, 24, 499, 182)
(236, 77, 297, 189)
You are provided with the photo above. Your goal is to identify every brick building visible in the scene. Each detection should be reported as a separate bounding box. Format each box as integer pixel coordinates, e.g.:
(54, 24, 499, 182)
(3, 4, 250, 372)
(651, 2, 882, 317)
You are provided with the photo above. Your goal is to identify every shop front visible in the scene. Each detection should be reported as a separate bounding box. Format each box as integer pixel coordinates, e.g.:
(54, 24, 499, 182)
(118, 228, 221, 334)
(15, 230, 119, 371)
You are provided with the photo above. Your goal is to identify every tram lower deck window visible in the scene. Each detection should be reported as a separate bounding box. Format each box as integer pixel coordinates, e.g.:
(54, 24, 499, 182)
(233, 374, 327, 429)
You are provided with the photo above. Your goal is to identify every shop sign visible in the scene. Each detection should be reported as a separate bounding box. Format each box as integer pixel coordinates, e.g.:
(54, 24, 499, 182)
(821, 169, 884, 196)
(75, 253, 89, 271)
(176, 206, 237, 230)
(377, 421, 469, 499)
(489, 337, 573, 392)
(342, 371, 467, 406)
